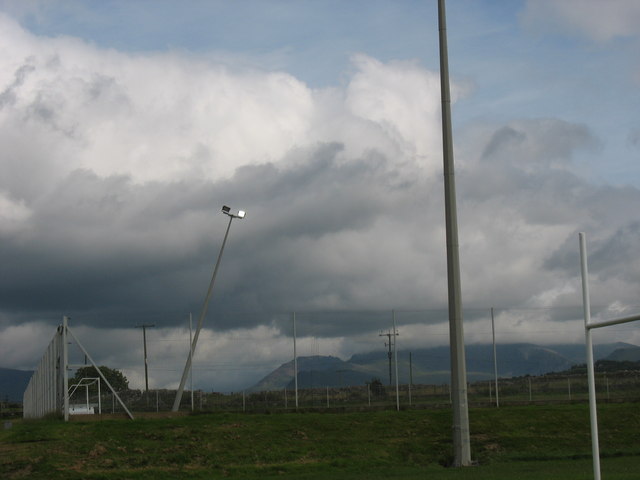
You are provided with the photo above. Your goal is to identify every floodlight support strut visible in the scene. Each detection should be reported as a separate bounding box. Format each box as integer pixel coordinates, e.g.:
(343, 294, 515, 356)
(172, 214, 235, 411)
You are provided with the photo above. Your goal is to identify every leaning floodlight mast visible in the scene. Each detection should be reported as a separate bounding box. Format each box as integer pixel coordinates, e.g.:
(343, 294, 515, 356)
(172, 205, 246, 411)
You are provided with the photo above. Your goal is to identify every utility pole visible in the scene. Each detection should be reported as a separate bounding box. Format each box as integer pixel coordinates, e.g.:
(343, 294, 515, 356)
(379, 328, 398, 385)
(409, 351, 413, 387)
(438, 0, 471, 466)
(393, 310, 400, 411)
(409, 351, 413, 406)
(189, 313, 194, 412)
(135, 323, 155, 394)
(491, 307, 499, 407)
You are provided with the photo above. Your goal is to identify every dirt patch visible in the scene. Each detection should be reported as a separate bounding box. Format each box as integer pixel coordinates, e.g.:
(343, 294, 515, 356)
(89, 444, 107, 457)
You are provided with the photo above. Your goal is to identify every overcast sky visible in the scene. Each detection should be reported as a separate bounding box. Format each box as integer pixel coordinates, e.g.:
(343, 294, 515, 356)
(1, 0, 639, 392)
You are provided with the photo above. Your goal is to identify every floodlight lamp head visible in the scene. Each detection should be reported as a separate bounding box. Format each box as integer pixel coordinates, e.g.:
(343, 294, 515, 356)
(221, 205, 246, 219)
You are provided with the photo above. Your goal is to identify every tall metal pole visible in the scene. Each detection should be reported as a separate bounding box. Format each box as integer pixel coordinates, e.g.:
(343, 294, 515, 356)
(579, 232, 601, 480)
(173, 214, 235, 411)
(293, 312, 299, 410)
(393, 310, 400, 411)
(491, 308, 499, 407)
(438, 0, 471, 466)
(409, 351, 413, 406)
(379, 330, 396, 385)
(189, 313, 194, 412)
(136, 323, 155, 394)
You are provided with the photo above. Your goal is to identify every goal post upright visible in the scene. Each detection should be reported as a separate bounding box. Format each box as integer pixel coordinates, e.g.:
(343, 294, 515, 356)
(579, 232, 640, 480)
(579, 233, 601, 480)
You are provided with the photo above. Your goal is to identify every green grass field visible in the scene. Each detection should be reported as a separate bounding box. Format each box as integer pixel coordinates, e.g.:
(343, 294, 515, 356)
(2, 403, 639, 479)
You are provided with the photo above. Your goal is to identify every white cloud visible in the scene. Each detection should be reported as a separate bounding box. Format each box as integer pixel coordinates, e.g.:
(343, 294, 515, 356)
(2, 9, 640, 392)
(344, 55, 444, 173)
(0, 13, 451, 206)
(0, 16, 317, 185)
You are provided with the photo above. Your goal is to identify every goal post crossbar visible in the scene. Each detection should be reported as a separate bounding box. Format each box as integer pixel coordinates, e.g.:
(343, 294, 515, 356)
(586, 312, 640, 330)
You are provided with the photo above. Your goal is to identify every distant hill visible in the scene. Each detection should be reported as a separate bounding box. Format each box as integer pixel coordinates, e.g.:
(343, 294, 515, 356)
(0, 368, 33, 402)
(250, 356, 354, 392)
(604, 345, 640, 362)
(248, 342, 638, 392)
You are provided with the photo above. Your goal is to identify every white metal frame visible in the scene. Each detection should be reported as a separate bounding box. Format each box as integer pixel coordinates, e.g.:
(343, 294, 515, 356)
(579, 232, 640, 480)
(68, 377, 101, 415)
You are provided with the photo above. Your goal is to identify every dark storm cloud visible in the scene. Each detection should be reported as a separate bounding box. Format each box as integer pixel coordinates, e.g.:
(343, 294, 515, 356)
(544, 183, 640, 272)
(480, 125, 526, 160)
(0, 170, 220, 320)
(480, 120, 595, 166)
(0, 141, 426, 330)
(194, 143, 428, 321)
(587, 222, 640, 282)
(232, 143, 388, 238)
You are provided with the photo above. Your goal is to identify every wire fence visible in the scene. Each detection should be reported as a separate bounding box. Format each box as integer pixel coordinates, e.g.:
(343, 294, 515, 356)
(64, 370, 640, 417)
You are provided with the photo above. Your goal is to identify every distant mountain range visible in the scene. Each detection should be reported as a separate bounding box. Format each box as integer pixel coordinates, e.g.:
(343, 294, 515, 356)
(0, 368, 33, 403)
(248, 342, 640, 392)
(3, 342, 639, 401)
